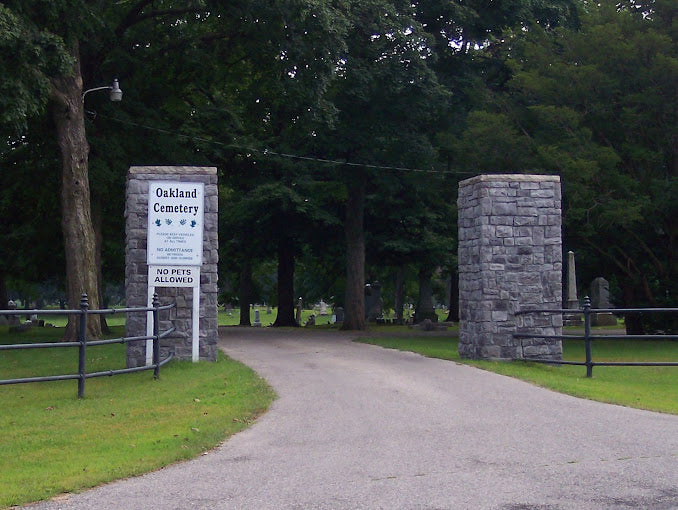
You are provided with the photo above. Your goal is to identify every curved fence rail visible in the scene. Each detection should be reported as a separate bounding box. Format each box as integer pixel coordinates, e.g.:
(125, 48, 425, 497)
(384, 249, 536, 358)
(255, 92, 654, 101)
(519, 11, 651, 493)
(0, 293, 176, 397)
(514, 297, 678, 377)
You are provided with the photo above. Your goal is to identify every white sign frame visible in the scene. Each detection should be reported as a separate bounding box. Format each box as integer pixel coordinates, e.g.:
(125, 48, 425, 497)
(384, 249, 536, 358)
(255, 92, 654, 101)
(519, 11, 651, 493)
(147, 181, 205, 266)
(146, 267, 201, 364)
(146, 181, 205, 365)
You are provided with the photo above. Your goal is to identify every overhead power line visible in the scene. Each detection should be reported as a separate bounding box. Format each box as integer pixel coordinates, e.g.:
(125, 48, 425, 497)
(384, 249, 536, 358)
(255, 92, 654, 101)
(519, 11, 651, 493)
(98, 113, 474, 176)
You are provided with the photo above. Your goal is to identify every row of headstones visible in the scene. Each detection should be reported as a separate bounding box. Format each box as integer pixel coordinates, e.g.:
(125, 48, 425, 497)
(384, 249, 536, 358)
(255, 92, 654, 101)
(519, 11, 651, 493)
(0, 301, 57, 332)
(565, 275, 616, 326)
(566, 252, 613, 308)
(292, 299, 345, 327)
(248, 299, 346, 327)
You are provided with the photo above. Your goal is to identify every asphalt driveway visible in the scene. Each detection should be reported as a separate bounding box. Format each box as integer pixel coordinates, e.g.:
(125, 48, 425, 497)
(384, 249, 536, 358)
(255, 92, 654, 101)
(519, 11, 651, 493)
(27, 327, 678, 509)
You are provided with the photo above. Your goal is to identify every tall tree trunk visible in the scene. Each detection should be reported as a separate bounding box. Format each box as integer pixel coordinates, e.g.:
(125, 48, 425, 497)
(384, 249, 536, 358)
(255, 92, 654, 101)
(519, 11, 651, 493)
(342, 174, 366, 330)
(50, 42, 101, 340)
(0, 271, 7, 310)
(445, 267, 459, 322)
(394, 265, 405, 324)
(414, 267, 437, 323)
(273, 236, 298, 327)
(92, 196, 110, 333)
(239, 260, 253, 326)
(623, 283, 644, 335)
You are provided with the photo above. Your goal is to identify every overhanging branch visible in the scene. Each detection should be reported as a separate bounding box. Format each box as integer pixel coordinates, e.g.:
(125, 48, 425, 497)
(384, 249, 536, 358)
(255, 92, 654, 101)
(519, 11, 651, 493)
(116, 2, 208, 38)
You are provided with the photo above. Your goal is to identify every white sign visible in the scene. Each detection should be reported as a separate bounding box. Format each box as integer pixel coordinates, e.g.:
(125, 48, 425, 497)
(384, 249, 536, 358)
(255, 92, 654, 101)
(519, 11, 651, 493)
(146, 266, 201, 364)
(147, 181, 205, 266)
(148, 265, 200, 288)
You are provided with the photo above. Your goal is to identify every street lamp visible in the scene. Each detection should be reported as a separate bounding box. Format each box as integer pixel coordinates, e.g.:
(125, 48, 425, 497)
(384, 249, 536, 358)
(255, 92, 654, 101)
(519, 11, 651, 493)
(82, 78, 123, 102)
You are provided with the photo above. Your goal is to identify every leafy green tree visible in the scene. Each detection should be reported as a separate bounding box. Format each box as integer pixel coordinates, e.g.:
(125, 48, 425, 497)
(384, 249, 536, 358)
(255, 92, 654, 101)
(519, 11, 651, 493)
(310, 0, 450, 330)
(1, 1, 218, 337)
(0, 5, 71, 132)
(2, 0, 339, 334)
(173, 1, 349, 327)
(451, 0, 678, 331)
(222, 178, 338, 326)
(0, 118, 64, 308)
(365, 168, 457, 322)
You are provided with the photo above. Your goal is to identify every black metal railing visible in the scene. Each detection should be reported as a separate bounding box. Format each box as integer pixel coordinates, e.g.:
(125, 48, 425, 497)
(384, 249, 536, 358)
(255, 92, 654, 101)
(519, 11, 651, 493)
(514, 297, 678, 377)
(0, 293, 176, 397)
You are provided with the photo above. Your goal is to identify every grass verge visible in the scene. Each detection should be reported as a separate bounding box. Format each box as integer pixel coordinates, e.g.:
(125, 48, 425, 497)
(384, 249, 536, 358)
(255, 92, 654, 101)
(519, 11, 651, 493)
(355, 336, 678, 415)
(0, 326, 275, 509)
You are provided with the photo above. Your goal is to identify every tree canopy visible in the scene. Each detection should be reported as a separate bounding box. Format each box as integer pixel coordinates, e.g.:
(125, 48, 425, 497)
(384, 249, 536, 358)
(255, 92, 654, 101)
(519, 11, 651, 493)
(1, 0, 677, 333)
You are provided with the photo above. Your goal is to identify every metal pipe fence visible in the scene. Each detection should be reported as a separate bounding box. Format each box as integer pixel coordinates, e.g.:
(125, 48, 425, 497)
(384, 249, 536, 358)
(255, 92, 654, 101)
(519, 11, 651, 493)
(514, 297, 678, 377)
(0, 293, 176, 397)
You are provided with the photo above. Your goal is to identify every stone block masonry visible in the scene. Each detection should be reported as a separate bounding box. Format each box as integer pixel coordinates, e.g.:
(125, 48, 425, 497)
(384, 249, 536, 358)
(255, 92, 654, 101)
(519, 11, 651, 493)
(125, 166, 218, 367)
(458, 174, 563, 361)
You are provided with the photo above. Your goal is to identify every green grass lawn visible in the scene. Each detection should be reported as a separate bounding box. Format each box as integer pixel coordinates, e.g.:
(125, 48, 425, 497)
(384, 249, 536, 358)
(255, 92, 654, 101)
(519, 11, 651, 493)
(356, 336, 678, 415)
(218, 307, 336, 326)
(218, 307, 451, 327)
(0, 325, 275, 509)
(36, 305, 451, 328)
(36, 312, 127, 329)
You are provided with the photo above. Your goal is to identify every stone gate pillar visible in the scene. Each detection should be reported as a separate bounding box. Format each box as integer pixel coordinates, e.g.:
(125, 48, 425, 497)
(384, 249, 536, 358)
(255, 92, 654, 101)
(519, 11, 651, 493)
(458, 174, 562, 360)
(125, 166, 218, 367)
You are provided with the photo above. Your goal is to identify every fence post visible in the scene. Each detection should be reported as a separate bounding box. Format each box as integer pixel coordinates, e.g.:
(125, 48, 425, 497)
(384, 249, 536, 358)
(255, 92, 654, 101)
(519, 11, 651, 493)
(583, 296, 593, 378)
(78, 293, 89, 398)
(152, 293, 160, 379)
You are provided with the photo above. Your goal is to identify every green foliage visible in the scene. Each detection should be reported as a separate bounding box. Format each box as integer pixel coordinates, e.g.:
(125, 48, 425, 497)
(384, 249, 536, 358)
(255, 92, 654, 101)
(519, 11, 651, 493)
(0, 118, 64, 288)
(448, 0, 678, 321)
(0, 5, 71, 131)
(5, 0, 675, 332)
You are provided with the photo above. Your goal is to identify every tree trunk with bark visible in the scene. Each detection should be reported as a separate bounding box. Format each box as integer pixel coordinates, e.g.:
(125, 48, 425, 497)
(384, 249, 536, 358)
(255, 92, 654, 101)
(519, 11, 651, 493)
(445, 268, 459, 322)
(414, 267, 437, 323)
(0, 272, 7, 310)
(394, 265, 405, 324)
(92, 197, 110, 334)
(50, 42, 101, 340)
(273, 236, 298, 327)
(239, 260, 253, 326)
(623, 283, 644, 335)
(342, 174, 366, 330)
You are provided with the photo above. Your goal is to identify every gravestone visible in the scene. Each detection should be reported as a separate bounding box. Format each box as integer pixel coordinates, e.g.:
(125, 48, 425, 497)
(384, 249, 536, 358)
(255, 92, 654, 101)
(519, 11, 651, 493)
(8, 299, 31, 332)
(365, 282, 383, 322)
(563, 250, 582, 326)
(125, 166, 218, 367)
(419, 319, 435, 331)
(591, 277, 617, 326)
(295, 297, 303, 324)
(9, 322, 32, 333)
(458, 174, 563, 361)
(253, 309, 262, 327)
(566, 251, 579, 309)
(7, 301, 19, 326)
(335, 306, 344, 323)
(319, 300, 328, 316)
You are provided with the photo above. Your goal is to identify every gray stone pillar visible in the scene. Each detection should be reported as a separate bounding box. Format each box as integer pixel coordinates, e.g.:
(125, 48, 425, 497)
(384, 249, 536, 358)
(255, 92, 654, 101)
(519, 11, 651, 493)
(125, 166, 218, 367)
(458, 174, 563, 360)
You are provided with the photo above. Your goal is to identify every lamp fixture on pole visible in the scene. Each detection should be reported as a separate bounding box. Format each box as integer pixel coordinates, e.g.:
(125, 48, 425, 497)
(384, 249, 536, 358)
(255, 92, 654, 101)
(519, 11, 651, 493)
(82, 78, 123, 102)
